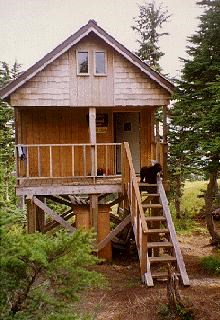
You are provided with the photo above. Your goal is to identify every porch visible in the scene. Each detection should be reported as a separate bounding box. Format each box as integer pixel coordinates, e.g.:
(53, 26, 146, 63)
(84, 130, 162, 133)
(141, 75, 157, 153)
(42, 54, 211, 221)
(15, 140, 166, 196)
(16, 142, 123, 196)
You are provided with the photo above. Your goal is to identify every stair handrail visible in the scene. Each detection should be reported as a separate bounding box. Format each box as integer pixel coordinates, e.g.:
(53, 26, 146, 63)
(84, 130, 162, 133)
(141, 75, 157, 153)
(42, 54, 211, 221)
(122, 142, 150, 282)
(157, 176, 190, 286)
(122, 142, 148, 232)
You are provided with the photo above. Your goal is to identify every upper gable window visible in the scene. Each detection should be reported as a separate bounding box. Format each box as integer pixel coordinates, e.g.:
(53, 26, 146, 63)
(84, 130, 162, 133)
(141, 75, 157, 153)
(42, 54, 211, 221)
(77, 51, 89, 75)
(94, 51, 106, 75)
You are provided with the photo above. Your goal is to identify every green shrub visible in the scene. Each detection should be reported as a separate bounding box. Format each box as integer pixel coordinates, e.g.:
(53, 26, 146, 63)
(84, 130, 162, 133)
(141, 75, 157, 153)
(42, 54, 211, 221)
(158, 303, 194, 320)
(0, 206, 105, 320)
(201, 254, 220, 275)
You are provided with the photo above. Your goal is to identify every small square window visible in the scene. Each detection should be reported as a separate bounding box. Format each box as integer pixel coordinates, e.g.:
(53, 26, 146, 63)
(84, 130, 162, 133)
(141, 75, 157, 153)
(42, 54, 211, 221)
(95, 52, 106, 75)
(77, 51, 89, 75)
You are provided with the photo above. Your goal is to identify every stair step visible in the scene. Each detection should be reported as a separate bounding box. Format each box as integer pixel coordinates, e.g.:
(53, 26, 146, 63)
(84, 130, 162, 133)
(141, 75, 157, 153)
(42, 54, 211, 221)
(149, 256, 177, 263)
(145, 216, 166, 222)
(142, 193, 160, 197)
(147, 228, 169, 234)
(148, 241, 173, 248)
(151, 271, 180, 279)
(139, 183, 158, 187)
(151, 271, 168, 279)
(143, 204, 163, 209)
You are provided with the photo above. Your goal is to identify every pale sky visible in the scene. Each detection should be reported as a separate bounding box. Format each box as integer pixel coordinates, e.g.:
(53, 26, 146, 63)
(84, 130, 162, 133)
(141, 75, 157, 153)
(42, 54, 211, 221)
(0, 0, 203, 78)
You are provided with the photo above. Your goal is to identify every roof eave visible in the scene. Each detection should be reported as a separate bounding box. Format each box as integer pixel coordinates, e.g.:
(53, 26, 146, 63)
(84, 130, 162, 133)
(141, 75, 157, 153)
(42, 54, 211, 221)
(0, 19, 174, 99)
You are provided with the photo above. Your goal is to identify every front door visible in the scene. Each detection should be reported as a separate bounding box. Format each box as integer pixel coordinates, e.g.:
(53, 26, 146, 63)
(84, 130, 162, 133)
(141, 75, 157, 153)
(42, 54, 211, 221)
(114, 112, 140, 173)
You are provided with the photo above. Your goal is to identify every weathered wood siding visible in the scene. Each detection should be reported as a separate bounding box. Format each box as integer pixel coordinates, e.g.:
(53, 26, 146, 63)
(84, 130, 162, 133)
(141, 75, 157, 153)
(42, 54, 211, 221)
(113, 52, 169, 106)
(11, 53, 70, 107)
(11, 34, 170, 107)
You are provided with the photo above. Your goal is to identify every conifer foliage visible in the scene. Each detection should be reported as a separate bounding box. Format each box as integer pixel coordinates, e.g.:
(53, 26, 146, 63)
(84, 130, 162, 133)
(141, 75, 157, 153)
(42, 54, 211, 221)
(170, 0, 220, 243)
(0, 61, 21, 203)
(132, 0, 170, 71)
(0, 205, 104, 319)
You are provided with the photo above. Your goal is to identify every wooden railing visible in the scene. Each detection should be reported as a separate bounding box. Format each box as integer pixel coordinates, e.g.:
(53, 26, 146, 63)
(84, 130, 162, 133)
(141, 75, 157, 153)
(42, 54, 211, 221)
(157, 176, 190, 286)
(122, 142, 150, 281)
(15, 143, 121, 180)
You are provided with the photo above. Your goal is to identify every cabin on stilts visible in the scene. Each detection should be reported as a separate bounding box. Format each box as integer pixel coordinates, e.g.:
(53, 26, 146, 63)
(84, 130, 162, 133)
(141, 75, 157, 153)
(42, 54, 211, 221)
(0, 20, 189, 286)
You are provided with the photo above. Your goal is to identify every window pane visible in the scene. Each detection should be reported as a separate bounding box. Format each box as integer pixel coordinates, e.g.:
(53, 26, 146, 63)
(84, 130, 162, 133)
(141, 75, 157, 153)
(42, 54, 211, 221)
(78, 52, 88, 73)
(95, 52, 105, 74)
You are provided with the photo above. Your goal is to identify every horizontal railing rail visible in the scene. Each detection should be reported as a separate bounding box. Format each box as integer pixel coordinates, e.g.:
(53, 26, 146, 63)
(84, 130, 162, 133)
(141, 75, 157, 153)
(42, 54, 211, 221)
(15, 143, 122, 180)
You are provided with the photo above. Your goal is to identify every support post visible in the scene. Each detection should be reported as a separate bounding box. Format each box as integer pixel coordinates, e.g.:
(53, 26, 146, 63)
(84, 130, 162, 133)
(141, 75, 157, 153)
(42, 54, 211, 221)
(98, 204, 112, 261)
(75, 204, 90, 230)
(36, 196, 45, 232)
(156, 120, 160, 162)
(89, 107, 96, 176)
(26, 198, 37, 233)
(18, 196, 25, 209)
(163, 105, 169, 186)
(90, 194, 98, 233)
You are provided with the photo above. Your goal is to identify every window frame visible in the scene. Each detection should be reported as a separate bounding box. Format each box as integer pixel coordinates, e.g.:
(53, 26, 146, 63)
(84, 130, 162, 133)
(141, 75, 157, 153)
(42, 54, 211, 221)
(94, 50, 107, 76)
(76, 50, 90, 76)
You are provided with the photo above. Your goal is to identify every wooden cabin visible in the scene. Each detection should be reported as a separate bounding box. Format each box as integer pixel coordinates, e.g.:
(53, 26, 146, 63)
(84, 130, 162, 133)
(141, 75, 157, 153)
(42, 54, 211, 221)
(0, 20, 189, 286)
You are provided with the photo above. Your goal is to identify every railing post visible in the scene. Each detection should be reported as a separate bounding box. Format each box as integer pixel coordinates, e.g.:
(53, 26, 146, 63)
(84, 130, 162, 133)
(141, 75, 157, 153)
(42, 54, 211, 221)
(37, 146, 41, 177)
(15, 146, 19, 180)
(140, 231, 148, 279)
(26, 147, 29, 177)
(49, 146, 53, 178)
(136, 208, 140, 248)
(89, 108, 96, 176)
(71, 145, 75, 176)
(83, 145, 86, 176)
(105, 145, 108, 175)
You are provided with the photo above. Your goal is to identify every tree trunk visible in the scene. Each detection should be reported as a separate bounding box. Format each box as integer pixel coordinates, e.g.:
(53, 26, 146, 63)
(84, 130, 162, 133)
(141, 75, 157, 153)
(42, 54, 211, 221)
(167, 263, 182, 312)
(205, 171, 220, 245)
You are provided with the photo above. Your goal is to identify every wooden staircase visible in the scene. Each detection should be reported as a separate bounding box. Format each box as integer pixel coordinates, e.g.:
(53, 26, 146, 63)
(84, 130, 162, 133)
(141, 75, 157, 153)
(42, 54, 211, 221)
(122, 142, 190, 287)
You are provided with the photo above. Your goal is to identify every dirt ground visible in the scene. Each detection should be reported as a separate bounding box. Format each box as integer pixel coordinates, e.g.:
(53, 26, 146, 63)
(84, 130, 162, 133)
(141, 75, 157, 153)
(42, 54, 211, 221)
(76, 233, 220, 320)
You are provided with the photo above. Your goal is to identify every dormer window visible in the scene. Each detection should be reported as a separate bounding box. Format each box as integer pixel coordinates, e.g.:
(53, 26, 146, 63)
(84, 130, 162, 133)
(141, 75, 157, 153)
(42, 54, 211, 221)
(94, 51, 106, 75)
(77, 51, 89, 75)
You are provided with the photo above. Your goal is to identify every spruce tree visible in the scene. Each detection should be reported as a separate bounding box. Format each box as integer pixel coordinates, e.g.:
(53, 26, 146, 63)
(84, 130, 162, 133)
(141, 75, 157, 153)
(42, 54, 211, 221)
(0, 61, 21, 203)
(170, 0, 220, 243)
(132, 0, 170, 71)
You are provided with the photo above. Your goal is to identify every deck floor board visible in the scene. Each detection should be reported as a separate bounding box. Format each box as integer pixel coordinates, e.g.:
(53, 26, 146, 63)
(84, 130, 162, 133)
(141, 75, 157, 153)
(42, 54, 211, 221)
(16, 176, 122, 196)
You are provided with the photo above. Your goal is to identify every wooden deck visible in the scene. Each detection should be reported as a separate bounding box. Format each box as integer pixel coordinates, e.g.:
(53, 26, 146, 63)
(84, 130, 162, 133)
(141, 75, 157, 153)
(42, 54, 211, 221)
(16, 176, 122, 196)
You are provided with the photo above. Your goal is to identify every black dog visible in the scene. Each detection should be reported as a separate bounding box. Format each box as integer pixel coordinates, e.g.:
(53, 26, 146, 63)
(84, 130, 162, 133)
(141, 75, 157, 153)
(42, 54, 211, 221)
(140, 163, 162, 193)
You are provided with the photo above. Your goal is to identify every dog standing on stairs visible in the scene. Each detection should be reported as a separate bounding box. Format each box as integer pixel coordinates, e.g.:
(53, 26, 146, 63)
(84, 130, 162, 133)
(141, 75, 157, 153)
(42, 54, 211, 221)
(140, 162, 162, 193)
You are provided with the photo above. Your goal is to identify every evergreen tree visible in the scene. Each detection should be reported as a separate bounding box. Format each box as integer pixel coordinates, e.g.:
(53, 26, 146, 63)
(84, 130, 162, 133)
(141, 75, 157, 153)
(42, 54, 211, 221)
(170, 0, 220, 243)
(0, 61, 21, 203)
(0, 206, 104, 319)
(132, 0, 170, 71)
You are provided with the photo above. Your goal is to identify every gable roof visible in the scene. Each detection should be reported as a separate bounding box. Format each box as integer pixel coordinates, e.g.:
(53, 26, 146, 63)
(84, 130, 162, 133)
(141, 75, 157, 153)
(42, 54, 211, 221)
(0, 19, 174, 99)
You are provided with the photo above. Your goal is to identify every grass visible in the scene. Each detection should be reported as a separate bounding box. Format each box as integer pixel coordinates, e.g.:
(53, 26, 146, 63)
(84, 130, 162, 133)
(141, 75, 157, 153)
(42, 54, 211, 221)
(181, 180, 208, 217)
(201, 253, 220, 275)
(170, 180, 210, 233)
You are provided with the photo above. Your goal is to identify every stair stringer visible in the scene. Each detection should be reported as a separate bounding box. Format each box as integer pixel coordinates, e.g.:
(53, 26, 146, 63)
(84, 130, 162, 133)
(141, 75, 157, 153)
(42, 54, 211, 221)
(131, 213, 154, 286)
(157, 177, 190, 286)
